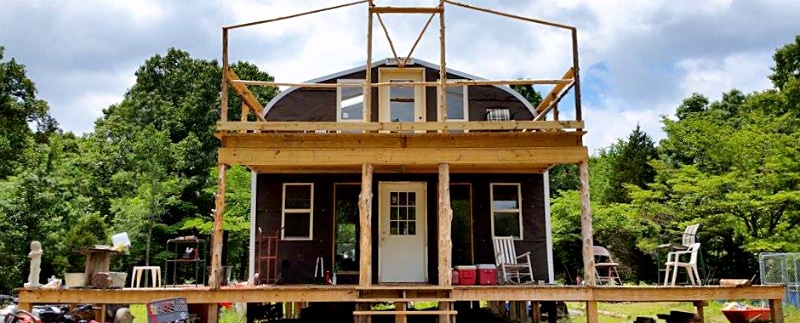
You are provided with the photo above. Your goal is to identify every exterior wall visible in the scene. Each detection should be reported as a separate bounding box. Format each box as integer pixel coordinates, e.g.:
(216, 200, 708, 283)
(254, 173, 548, 284)
(265, 66, 533, 122)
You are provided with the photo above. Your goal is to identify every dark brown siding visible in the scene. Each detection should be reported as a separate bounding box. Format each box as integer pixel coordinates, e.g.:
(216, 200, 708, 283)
(265, 65, 533, 122)
(255, 173, 548, 284)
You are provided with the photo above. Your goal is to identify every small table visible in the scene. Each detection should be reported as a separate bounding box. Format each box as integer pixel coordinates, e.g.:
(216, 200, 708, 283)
(73, 246, 121, 285)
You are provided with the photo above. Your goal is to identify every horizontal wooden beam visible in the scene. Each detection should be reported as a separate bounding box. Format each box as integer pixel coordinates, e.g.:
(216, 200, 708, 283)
(216, 120, 584, 132)
(18, 285, 785, 305)
(219, 146, 589, 167)
(231, 79, 571, 88)
(370, 6, 443, 14)
(248, 164, 553, 174)
(222, 131, 585, 149)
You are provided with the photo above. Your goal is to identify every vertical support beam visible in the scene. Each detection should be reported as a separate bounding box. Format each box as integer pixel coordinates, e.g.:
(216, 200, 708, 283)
(438, 163, 453, 286)
(571, 28, 582, 129)
(531, 301, 541, 323)
(221, 28, 229, 122)
(437, 0, 447, 122)
(395, 302, 407, 323)
(359, 163, 374, 286)
(519, 301, 529, 323)
(206, 305, 219, 323)
(210, 163, 227, 290)
(770, 299, 784, 323)
(693, 301, 707, 323)
(364, 1, 374, 124)
(585, 301, 598, 323)
(578, 160, 595, 286)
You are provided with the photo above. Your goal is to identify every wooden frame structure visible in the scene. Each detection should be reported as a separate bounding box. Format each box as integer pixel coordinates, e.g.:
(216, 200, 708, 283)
(19, 2, 786, 323)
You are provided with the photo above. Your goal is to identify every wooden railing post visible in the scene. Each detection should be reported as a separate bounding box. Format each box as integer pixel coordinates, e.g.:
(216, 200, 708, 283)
(359, 163, 374, 286)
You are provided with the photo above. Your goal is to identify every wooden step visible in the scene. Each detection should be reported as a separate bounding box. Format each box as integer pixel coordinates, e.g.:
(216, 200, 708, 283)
(352, 310, 458, 316)
(355, 298, 455, 302)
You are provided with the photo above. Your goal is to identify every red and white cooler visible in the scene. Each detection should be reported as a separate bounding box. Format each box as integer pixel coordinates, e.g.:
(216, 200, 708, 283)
(455, 265, 477, 285)
(477, 264, 498, 285)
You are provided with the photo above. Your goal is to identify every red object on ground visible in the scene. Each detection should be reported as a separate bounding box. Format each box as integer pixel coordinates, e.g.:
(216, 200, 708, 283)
(721, 308, 771, 323)
(455, 265, 477, 285)
(477, 264, 498, 285)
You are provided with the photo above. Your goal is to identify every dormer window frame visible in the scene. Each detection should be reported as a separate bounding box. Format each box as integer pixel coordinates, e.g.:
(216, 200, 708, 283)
(336, 79, 367, 123)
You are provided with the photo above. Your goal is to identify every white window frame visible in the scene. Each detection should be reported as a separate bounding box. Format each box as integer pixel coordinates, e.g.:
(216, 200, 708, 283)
(490, 183, 523, 240)
(281, 183, 314, 241)
(336, 79, 367, 122)
(437, 82, 469, 122)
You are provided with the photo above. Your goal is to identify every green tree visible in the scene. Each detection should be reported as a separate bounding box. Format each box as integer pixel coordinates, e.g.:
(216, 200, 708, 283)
(0, 46, 56, 178)
(604, 125, 658, 204)
(770, 35, 800, 91)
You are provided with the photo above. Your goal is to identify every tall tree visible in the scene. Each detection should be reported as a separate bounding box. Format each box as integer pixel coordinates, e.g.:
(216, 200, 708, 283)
(604, 125, 658, 204)
(770, 35, 800, 91)
(0, 46, 56, 178)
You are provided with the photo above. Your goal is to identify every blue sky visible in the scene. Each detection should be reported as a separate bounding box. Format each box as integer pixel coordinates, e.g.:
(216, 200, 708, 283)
(2, 0, 799, 153)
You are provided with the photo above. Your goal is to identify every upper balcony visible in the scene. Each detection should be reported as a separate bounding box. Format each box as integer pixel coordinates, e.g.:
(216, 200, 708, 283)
(215, 1, 588, 174)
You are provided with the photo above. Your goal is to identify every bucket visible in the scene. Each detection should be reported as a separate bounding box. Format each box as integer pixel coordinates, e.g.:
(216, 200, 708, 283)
(64, 273, 87, 287)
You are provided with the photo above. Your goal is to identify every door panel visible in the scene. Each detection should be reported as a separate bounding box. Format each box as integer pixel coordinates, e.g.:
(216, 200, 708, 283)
(379, 182, 427, 282)
(378, 68, 426, 126)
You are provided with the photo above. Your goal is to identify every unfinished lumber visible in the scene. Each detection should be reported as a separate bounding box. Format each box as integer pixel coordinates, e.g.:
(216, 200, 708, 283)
(438, 164, 453, 286)
(586, 301, 598, 323)
(225, 0, 368, 29)
(572, 28, 582, 126)
(365, 1, 374, 124)
(359, 163, 374, 286)
(221, 30, 229, 122)
(579, 160, 595, 286)
(443, 0, 574, 30)
(226, 69, 267, 122)
(534, 68, 574, 114)
(209, 164, 227, 290)
(438, 0, 447, 122)
(369, 6, 442, 14)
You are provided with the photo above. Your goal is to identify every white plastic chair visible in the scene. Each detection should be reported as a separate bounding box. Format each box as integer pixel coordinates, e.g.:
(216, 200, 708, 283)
(664, 243, 701, 286)
(492, 237, 534, 284)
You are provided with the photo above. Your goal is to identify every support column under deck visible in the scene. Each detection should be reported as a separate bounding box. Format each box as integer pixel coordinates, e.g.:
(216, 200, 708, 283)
(359, 163, 374, 286)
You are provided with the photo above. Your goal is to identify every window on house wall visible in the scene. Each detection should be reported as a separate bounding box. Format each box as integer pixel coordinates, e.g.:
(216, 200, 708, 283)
(282, 183, 314, 240)
(337, 79, 366, 122)
(490, 183, 523, 239)
(440, 84, 468, 121)
(334, 184, 360, 273)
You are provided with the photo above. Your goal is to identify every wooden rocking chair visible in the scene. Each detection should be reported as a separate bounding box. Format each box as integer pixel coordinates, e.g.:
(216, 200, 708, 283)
(492, 236, 534, 284)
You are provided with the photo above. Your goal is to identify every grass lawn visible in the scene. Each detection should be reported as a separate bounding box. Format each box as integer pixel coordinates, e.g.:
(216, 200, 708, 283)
(565, 301, 798, 323)
(128, 301, 797, 323)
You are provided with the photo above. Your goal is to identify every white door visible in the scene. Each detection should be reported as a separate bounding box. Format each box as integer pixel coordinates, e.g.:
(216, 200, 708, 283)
(378, 68, 426, 125)
(379, 182, 427, 282)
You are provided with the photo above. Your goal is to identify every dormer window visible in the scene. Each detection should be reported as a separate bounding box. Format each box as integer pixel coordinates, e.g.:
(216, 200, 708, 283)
(337, 79, 366, 122)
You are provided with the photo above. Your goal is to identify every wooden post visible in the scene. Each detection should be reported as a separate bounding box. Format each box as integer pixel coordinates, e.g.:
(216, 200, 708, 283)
(770, 299, 784, 323)
(210, 163, 227, 290)
(359, 163, 374, 286)
(571, 27, 582, 129)
(438, 163, 453, 286)
(438, 0, 447, 122)
(519, 301, 530, 323)
(221, 28, 229, 122)
(364, 0, 374, 124)
(206, 305, 220, 323)
(693, 301, 707, 323)
(395, 301, 407, 323)
(531, 301, 541, 323)
(585, 301, 598, 323)
(578, 159, 595, 286)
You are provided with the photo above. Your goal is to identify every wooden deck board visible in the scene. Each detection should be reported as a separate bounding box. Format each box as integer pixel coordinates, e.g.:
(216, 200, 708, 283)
(18, 285, 785, 304)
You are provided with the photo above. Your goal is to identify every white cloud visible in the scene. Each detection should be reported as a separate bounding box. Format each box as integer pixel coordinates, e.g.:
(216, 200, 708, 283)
(2, 0, 799, 152)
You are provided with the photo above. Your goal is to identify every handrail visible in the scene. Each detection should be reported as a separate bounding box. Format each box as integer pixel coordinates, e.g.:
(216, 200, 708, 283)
(216, 120, 583, 132)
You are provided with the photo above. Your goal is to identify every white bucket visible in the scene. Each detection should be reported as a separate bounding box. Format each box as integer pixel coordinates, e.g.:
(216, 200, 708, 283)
(64, 273, 86, 287)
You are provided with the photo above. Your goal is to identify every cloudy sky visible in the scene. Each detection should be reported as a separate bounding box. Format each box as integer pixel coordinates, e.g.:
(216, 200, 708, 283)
(2, 0, 799, 153)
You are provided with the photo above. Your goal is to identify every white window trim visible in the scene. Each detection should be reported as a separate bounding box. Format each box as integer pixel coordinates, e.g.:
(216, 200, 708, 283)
(378, 68, 426, 125)
(336, 79, 367, 123)
(281, 183, 314, 241)
(490, 183, 523, 240)
(436, 81, 469, 122)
